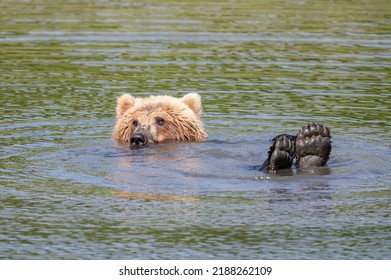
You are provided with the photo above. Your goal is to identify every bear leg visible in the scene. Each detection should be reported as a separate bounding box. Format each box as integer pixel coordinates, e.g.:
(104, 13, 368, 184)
(295, 122, 331, 168)
(260, 134, 296, 172)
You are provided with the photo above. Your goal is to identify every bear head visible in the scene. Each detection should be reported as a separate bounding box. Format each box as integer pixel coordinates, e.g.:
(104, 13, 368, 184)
(113, 93, 208, 148)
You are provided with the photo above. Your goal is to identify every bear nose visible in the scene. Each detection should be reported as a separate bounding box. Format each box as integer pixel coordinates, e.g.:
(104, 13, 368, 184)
(130, 133, 148, 146)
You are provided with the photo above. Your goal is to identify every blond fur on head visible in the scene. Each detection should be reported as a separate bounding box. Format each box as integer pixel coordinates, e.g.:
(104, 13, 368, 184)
(113, 93, 208, 145)
(116, 94, 135, 117)
(181, 92, 202, 118)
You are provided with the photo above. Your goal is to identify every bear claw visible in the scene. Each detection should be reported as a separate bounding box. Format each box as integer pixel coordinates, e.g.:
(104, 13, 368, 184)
(295, 122, 331, 168)
(260, 122, 332, 173)
(260, 134, 296, 172)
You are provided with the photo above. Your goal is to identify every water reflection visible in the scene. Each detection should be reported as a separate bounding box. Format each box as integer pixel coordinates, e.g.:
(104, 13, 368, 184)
(1, 0, 391, 259)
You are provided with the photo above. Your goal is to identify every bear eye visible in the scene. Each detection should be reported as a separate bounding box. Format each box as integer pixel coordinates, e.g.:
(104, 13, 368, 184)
(132, 119, 139, 127)
(156, 118, 165, 126)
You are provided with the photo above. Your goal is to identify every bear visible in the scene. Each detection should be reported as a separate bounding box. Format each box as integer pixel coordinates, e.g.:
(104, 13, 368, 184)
(112, 93, 208, 147)
(260, 122, 332, 173)
(112, 93, 331, 173)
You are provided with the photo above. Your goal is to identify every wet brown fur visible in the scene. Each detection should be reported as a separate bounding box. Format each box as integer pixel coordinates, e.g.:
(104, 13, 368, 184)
(113, 93, 208, 144)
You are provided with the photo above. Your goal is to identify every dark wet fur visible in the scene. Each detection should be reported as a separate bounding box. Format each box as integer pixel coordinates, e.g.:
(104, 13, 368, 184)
(260, 122, 331, 173)
(260, 134, 296, 172)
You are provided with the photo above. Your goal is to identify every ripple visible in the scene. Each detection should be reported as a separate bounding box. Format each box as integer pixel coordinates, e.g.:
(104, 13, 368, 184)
(1, 0, 391, 260)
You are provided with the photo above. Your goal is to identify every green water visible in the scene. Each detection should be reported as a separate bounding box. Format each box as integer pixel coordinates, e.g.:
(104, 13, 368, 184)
(1, 0, 390, 259)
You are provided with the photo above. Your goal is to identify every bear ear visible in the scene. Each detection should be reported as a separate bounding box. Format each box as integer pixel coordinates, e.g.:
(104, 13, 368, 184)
(116, 94, 136, 117)
(181, 92, 202, 118)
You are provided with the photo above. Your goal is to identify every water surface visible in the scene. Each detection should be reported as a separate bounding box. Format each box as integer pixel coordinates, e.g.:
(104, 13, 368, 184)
(1, 0, 390, 259)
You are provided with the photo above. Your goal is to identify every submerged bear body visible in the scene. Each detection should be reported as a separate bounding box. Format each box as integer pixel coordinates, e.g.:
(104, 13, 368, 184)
(113, 93, 331, 172)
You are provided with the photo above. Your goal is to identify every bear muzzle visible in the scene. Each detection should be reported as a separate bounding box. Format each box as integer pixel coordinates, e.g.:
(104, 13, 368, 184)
(129, 127, 157, 148)
(130, 132, 148, 146)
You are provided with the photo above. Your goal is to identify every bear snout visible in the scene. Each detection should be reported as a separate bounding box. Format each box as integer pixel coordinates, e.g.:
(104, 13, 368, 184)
(129, 126, 157, 148)
(130, 132, 148, 147)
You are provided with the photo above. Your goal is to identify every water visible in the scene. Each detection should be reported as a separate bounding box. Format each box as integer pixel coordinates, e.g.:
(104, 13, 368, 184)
(1, 0, 391, 259)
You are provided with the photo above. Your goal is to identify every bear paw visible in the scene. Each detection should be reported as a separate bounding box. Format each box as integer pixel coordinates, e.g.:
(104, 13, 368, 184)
(260, 134, 296, 172)
(295, 122, 331, 168)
